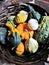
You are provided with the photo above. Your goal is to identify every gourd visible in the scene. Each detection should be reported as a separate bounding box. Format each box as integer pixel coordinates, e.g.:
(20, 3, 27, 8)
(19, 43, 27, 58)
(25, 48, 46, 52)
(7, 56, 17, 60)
(15, 42, 24, 56)
(17, 23, 29, 40)
(0, 27, 7, 44)
(15, 10, 28, 23)
(28, 19, 38, 30)
(19, 3, 41, 21)
(8, 16, 16, 27)
(17, 23, 34, 40)
(34, 16, 49, 43)
(6, 16, 22, 46)
(25, 38, 38, 53)
(7, 32, 22, 46)
(19, 10, 28, 18)
(6, 21, 19, 33)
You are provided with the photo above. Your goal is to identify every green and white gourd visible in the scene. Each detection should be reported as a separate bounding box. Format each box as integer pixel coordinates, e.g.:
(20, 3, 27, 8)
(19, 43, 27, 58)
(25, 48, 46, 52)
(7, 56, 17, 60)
(28, 38, 38, 53)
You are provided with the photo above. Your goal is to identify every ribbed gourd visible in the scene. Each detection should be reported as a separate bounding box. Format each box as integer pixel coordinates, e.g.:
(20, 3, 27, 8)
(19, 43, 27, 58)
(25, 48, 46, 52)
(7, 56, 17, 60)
(6, 16, 22, 46)
(7, 32, 22, 46)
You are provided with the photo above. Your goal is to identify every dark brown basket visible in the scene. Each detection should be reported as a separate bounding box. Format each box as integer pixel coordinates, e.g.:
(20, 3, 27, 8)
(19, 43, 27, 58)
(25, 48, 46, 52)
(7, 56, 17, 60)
(0, 3, 49, 65)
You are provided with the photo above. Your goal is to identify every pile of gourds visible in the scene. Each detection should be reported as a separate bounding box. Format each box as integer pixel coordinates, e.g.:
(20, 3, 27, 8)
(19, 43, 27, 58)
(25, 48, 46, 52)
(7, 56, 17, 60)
(5, 3, 39, 56)
(0, 3, 49, 56)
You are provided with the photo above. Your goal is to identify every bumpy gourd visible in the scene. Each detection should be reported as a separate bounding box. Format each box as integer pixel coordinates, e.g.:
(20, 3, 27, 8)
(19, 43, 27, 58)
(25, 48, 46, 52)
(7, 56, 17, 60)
(34, 16, 49, 43)
(6, 16, 22, 46)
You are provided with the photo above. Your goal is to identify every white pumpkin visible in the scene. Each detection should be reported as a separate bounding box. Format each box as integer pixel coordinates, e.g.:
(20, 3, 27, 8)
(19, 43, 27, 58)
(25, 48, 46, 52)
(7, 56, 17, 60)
(28, 19, 38, 30)
(28, 38, 38, 53)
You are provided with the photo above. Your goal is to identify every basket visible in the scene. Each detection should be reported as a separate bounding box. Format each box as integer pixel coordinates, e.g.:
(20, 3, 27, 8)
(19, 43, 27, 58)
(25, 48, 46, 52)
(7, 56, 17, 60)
(0, 3, 49, 65)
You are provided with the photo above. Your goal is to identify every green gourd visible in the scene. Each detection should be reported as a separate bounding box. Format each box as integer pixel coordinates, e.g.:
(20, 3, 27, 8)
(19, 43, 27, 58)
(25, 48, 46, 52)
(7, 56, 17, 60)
(6, 15, 22, 46)
(34, 16, 49, 43)
(7, 32, 22, 46)
(8, 16, 16, 27)
(0, 27, 7, 44)
(19, 3, 41, 21)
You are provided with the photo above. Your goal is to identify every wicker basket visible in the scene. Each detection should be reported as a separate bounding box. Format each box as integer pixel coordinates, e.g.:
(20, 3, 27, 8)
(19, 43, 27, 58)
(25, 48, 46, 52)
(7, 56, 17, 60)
(0, 3, 49, 65)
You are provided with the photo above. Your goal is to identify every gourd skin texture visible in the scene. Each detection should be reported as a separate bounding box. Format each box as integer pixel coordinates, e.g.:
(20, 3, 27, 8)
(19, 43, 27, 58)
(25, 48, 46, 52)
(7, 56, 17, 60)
(25, 38, 38, 53)
(17, 23, 29, 40)
(28, 19, 38, 30)
(15, 10, 28, 24)
(0, 27, 7, 44)
(15, 13, 27, 23)
(8, 16, 16, 27)
(16, 42, 24, 56)
(28, 38, 38, 53)
(34, 16, 49, 43)
(17, 23, 34, 40)
(6, 16, 22, 46)
(7, 32, 22, 46)
(19, 10, 28, 18)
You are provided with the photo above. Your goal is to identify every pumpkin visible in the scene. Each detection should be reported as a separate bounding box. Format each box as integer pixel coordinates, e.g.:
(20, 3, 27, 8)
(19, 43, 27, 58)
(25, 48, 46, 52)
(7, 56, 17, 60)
(22, 31, 29, 40)
(17, 23, 34, 40)
(28, 19, 38, 30)
(19, 10, 28, 19)
(16, 24, 24, 35)
(15, 12, 28, 24)
(15, 42, 24, 56)
(25, 38, 38, 53)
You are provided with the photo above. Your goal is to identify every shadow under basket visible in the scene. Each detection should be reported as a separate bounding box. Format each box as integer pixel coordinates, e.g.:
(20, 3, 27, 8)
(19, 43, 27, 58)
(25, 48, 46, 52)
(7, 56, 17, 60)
(0, 3, 49, 65)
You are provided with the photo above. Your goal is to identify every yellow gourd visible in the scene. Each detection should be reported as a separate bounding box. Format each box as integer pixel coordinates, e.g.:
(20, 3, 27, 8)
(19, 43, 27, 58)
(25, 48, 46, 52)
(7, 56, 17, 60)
(6, 22, 20, 34)
(16, 42, 24, 56)
(15, 13, 27, 23)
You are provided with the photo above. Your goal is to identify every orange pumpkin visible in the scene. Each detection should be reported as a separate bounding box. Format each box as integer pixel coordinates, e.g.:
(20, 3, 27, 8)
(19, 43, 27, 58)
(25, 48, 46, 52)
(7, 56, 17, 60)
(17, 23, 34, 40)
(15, 42, 24, 56)
(16, 24, 24, 35)
(22, 31, 29, 40)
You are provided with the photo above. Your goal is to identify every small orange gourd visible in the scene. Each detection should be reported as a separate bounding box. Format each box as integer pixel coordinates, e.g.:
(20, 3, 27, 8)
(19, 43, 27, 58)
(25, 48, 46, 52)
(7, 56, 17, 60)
(16, 42, 24, 56)
(17, 23, 34, 40)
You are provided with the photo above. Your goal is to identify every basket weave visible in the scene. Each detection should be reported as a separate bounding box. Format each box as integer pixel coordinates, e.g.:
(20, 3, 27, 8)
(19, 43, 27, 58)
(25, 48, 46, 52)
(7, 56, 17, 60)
(0, 3, 49, 65)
